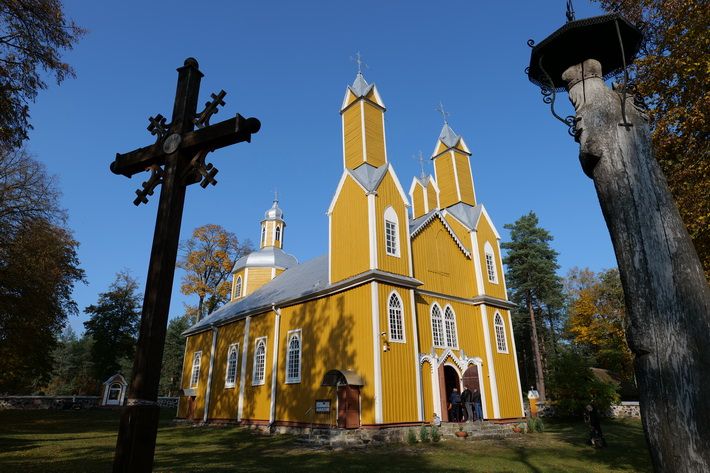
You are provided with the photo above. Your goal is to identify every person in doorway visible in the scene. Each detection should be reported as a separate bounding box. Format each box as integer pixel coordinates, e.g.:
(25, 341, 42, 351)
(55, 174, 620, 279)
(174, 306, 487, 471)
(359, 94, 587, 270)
(461, 385, 473, 422)
(449, 388, 462, 422)
(472, 387, 483, 422)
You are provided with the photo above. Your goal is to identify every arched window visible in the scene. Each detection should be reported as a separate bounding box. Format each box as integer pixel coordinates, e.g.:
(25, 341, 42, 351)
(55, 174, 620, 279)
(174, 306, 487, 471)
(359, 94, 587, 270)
(384, 207, 400, 257)
(190, 351, 201, 387)
(484, 241, 498, 284)
(234, 276, 242, 299)
(108, 383, 122, 401)
(275, 225, 281, 242)
(261, 226, 266, 246)
(494, 312, 508, 353)
(388, 292, 405, 342)
(252, 338, 266, 385)
(444, 306, 458, 348)
(225, 344, 239, 387)
(431, 304, 444, 347)
(285, 331, 301, 383)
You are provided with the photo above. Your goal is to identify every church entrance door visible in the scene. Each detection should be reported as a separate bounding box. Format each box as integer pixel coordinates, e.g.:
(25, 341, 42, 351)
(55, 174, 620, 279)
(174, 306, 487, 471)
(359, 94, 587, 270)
(337, 385, 360, 429)
(187, 396, 196, 420)
(463, 365, 482, 420)
(438, 364, 461, 422)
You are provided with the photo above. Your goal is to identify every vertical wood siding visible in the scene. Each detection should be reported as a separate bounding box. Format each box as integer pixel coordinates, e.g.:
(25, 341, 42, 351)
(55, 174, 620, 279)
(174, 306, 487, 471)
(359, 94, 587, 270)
(362, 102, 386, 168)
(241, 311, 276, 422)
(476, 216, 507, 300)
(206, 320, 245, 420)
(453, 150, 476, 206)
(330, 176, 369, 283)
(488, 307, 524, 418)
(412, 183, 425, 219)
(244, 267, 274, 296)
(375, 172, 410, 277)
(343, 105, 363, 169)
(178, 331, 212, 419)
(434, 153, 458, 209)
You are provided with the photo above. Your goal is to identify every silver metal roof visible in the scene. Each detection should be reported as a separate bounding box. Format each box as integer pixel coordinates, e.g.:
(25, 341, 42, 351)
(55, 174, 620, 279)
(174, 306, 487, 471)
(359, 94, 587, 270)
(446, 202, 483, 231)
(349, 72, 374, 97)
(234, 247, 298, 272)
(263, 199, 284, 221)
(350, 163, 388, 192)
(438, 123, 461, 149)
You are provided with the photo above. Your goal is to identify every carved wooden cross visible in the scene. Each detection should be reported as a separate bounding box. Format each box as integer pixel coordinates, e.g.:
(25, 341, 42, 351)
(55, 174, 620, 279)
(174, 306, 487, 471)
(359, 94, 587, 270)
(110, 58, 260, 473)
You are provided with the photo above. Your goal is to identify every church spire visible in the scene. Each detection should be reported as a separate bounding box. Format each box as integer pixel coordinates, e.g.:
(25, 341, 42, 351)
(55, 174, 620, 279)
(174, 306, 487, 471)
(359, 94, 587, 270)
(260, 195, 285, 250)
(431, 109, 476, 209)
(340, 54, 387, 170)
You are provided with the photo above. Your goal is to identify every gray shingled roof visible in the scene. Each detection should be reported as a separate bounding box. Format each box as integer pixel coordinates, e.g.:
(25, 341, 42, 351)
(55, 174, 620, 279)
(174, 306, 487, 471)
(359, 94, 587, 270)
(234, 247, 298, 272)
(186, 255, 329, 335)
(438, 123, 461, 149)
(349, 72, 374, 97)
(446, 202, 483, 230)
(350, 163, 388, 192)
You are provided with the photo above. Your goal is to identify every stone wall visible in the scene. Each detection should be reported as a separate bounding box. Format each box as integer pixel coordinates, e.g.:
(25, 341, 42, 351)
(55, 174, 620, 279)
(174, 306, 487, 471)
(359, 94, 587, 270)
(530, 401, 640, 418)
(0, 395, 179, 410)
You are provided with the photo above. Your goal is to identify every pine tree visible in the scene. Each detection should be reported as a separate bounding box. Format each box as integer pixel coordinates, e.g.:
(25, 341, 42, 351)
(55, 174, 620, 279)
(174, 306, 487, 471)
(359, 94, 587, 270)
(502, 212, 561, 401)
(83, 272, 141, 382)
(159, 314, 191, 396)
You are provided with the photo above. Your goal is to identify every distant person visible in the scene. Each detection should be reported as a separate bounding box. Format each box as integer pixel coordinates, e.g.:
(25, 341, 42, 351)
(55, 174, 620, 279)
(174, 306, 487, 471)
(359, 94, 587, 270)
(449, 388, 462, 422)
(461, 386, 473, 422)
(432, 413, 441, 427)
(472, 387, 483, 422)
(584, 404, 606, 448)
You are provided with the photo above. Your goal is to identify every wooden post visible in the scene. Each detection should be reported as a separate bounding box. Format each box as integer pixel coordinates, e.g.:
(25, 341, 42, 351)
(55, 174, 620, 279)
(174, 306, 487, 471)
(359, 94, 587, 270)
(562, 59, 710, 472)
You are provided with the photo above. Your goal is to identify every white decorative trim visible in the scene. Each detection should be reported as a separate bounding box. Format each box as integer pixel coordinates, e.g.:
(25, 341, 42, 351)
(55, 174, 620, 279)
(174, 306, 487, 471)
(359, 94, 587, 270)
(383, 206, 400, 258)
(422, 185, 429, 214)
(269, 310, 280, 424)
(360, 100, 367, 163)
(243, 268, 250, 297)
(429, 177, 441, 210)
(327, 171, 349, 216)
(450, 150, 462, 201)
(480, 306, 501, 418)
(203, 328, 218, 422)
(224, 342, 239, 388)
(368, 193, 377, 269)
(430, 302, 445, 348)
(484, 241, 499, 284)
(478, 205, 501, 239)
(271, 267, 276, 280)
(507, 310, 526, 418)
(464, 153, 477, 204)
(409, 289, 423, 421)
(496, 239, 509, 296)
(381, 103, 388, 163)
(328, 213, 332, 285)
(410, 211, 471, 258)
(386, 290, 406, 343)
(190, 351, 202, 388)
(237, 316, 251, 421)
(371, 282, 383, 423)
(251, 336, 268, 386)
(493, 311, 509, 354)
(341, 113, 346, 168)
(285, 328, 302, 384)
(443, 304, 460, 350)
(470, 231, 485, 296)
(404, 203, 414, 278)
(386, 164, 410, 207)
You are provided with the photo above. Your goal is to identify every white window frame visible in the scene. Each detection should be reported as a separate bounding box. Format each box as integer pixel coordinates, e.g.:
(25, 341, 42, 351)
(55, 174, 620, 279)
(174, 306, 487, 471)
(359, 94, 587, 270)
(252, 337, 267, 386)
(443, 305, 459, 349)
(234, 275, 242, 299)
(494, 312, 509, 354)
(484, 241, 498, 284)
(285, 329, 302, 384)
(190, 351, 202, 388)
(224, 343, 239, 388)
(387, 291, 406, 343)
(275, 225, 281, 242)
(383, 206, 400, 257)
(431, 303, 445, 348)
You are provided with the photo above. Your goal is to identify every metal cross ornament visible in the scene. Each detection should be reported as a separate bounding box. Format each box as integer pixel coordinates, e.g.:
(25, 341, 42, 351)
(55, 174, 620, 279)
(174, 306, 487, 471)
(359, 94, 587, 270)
(436, 101, 450, 124)
(351, 51, 368, 74)
(110, 58, 260, 473)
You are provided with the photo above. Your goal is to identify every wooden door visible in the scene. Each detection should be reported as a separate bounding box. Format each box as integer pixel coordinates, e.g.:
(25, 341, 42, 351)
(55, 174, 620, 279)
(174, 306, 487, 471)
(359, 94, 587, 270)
(337, 386, 360, 429)
(187, 396, 196, 420)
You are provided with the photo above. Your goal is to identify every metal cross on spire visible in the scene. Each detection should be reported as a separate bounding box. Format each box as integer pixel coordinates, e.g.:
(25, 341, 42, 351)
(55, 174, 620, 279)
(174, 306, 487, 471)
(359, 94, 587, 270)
(414, 150, 426, 180)
(274, 188, 278, 203)
(351, 51, 368, 74)
(565, 0, 576, 22)
(436, 101, 450, 124)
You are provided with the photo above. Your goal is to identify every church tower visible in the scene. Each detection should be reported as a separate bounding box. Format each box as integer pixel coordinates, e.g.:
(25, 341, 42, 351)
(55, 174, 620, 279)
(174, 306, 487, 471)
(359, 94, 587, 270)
(431, 121, 476, 209)
(231, 197, 297, 300)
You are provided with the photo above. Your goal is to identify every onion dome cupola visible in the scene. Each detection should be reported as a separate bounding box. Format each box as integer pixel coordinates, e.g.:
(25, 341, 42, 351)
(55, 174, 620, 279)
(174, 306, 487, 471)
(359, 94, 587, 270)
(340, 68, 387, 171)
(231, 196, 298, 300)
(431, 116, 476, 209)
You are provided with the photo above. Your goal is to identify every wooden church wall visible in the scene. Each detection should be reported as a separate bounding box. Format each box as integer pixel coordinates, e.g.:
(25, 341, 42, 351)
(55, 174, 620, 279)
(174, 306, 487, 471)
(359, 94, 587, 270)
(375, 173, 410, 277)
(330, 176, 369, 283)
(205, 319, 246, 420)
(488, 308, 525, 418)
(178, 330, 213, 420)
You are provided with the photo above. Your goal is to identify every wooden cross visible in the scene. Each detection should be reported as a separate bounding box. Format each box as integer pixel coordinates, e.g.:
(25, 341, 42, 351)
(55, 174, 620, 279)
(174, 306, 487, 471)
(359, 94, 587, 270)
(436, 101, 450, 124)
(110, 58, 260, 473)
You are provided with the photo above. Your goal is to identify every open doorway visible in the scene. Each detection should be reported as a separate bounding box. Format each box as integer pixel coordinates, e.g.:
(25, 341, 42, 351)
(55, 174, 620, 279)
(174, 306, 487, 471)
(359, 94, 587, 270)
(439, 364, 461, 421)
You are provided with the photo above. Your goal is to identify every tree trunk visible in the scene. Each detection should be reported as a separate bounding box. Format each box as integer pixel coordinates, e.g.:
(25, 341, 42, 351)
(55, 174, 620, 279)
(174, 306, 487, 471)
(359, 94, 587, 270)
(197, 296, 204, 322)
(527, 293, 546, 401)
(563, 59, 710, 472)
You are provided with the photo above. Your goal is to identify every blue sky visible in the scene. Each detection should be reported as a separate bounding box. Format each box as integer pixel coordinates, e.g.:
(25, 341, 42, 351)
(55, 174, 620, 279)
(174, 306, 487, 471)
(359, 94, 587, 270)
(26, 1, 615, 334)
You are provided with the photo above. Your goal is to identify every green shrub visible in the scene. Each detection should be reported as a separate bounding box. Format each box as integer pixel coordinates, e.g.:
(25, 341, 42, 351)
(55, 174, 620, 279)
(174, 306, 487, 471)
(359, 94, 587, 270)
(419, 425, 430, 443)
(406, 429, 417, 445)
(431, 426, 441, 442)
(526, 417, 545, 433)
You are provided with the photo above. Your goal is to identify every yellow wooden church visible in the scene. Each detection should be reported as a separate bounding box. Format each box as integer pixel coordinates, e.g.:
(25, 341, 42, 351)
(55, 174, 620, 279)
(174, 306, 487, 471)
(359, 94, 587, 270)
(178, 70, 524, 428)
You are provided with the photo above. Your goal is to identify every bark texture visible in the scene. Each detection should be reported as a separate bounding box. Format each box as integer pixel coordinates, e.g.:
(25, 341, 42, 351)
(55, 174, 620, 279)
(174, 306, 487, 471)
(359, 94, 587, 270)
(563, 59, 710, 472)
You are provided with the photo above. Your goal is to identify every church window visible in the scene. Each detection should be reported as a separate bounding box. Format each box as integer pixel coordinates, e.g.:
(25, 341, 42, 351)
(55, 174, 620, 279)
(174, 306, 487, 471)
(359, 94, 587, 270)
(388, 292, 405, 342)
(108, 383, 122, 401)
(252, 338, 267, 385)
(431, 304, 445, 347)
(261, 226, 266, 246)
(444, 306, 458, 348)
(275, 225, 281, 242)
(285, 331, 301, 383)
(494, 313, 508, 353)
(484, 242, 498, 284)
(225, 344, 239, 387)
(190, 352, 201, 387)
(235, 276, 242, 299)
(384, 207, 400, 257)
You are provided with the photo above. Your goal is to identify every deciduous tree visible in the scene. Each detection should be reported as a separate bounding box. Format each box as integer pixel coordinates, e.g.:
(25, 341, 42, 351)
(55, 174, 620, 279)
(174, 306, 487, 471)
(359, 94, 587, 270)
(594, 0, 710, 279)
(177, 224, 252, 321)
(0, 0, 85, 148)
(83, 272, 141, 382)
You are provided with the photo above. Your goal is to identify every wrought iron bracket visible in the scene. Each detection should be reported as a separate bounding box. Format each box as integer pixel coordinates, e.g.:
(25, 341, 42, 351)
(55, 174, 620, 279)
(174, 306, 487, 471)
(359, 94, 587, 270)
(537, 55, 578, 138)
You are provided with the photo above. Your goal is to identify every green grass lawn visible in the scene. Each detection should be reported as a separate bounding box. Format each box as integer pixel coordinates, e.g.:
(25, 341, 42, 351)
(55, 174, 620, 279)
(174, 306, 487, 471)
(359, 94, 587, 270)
(0, 409, 652, 472)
